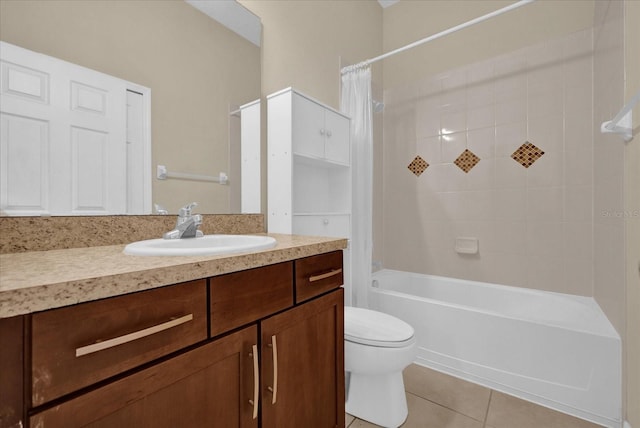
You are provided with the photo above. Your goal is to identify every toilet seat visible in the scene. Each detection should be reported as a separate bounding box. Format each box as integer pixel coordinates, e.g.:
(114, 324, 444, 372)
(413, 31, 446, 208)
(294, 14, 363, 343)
(345, 307, 415, 348)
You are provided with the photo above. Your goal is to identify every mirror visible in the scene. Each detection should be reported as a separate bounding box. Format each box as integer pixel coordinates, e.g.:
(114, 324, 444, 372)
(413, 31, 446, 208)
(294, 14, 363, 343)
(0, 0, 261, 215)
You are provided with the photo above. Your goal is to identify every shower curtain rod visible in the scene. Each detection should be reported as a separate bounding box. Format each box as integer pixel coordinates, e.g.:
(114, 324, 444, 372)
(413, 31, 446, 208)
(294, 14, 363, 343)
(341, 0, 535, 74)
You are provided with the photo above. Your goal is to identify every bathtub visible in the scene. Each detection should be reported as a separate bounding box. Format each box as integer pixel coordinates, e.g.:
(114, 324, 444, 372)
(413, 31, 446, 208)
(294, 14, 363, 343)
(369, 269, 622, 428)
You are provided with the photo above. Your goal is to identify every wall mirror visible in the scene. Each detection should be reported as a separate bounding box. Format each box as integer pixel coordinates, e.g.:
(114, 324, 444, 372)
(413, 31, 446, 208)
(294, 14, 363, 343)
(0, 0, 261, 215)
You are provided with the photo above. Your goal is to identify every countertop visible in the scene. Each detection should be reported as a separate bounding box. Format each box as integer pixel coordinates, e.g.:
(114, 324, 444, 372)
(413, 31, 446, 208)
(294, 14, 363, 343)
(0, 233, 348, 318)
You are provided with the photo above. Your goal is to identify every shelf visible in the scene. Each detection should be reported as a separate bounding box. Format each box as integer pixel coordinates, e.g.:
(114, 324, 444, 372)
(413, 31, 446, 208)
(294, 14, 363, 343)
(293, 212, 350, 216)
(293, 152, 349, 168)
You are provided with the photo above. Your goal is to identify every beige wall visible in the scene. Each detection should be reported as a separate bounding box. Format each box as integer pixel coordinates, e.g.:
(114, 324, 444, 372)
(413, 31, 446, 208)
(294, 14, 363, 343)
(241, 0, 383, 111)
(625, 0, 640, 424)
(0, 0, 260, 214)
(239, 0, 383, 230)
(382, 0, 594, 90)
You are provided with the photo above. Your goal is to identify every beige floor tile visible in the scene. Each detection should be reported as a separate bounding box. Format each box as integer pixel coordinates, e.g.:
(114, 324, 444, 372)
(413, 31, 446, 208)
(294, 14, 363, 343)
(401, 393, 484, 428)
(347, 394, 484, 428)
(346, 413, 356, 427)
(403, 364, 491, 421)
(486, 391, 604, 428)
(349, 417, 382, 428)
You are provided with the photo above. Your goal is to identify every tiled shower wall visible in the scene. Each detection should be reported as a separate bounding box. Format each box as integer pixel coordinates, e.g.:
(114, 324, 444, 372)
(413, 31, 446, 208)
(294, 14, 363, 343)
(382, 29, 594, 295)
(593, 0, 626, 338)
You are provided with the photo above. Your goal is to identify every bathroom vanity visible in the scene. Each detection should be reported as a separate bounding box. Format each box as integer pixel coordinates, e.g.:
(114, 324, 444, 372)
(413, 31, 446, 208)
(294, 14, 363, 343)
(0, 234, 346, 428)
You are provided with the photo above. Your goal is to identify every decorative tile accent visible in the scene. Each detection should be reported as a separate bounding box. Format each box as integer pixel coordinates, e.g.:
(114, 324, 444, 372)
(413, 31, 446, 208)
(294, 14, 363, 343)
(454, 149, 480, 173)
(408, 156, 429, 176)
(511, 141, 545, 168)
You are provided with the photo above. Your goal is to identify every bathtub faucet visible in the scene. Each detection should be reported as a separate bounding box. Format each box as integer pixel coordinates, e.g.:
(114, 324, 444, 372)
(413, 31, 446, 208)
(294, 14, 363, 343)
(163, 202, 204, 239)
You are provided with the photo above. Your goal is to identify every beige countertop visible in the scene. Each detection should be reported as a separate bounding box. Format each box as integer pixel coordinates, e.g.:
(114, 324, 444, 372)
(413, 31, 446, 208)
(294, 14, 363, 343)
(0, 234, 347, 318)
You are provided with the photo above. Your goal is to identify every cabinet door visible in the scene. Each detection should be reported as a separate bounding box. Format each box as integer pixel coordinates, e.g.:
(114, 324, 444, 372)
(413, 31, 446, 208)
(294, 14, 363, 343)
(0, 315, 24, 428)
(292, 93, 325, 159)
(323, 109, 350, 165)
(30, 326, 259, 428)
(261, 289, 344, 428)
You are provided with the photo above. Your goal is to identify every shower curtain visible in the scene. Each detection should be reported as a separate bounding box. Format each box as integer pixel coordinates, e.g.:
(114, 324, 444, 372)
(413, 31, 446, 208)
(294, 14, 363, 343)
(340, 66, 373, 308)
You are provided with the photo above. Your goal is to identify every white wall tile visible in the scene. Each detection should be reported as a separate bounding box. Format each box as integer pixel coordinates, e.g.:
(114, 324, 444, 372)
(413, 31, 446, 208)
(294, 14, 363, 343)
(415, 102, 440, 138)
(467, 104, 495, 131)
(495, 122, 526, 157)
(494, 188, 527, 221)
(495, 96, 527, 125)
(381, 29, 596, 297)
(526, 151, 564, 188)
(526, 221, 564, 257)
(467, 82, 494, 109)
(526, 187, 564, 221)
(441, 110, 466, 135)
(495, 156, 526, 189)
(564, 149, 592, 187)
(466, 157, 494, 191)
(564, 185, 593, 222)
(417, 135, 442, 165)
(563, 221, 593, 262)
(491, 221, 527, 255)
(441, 132, 467, 163)
(467, 127, 495, 159)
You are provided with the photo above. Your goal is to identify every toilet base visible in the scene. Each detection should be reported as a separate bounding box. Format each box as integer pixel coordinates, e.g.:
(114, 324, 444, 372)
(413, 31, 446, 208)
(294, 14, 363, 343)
(345, 371, 408, 428)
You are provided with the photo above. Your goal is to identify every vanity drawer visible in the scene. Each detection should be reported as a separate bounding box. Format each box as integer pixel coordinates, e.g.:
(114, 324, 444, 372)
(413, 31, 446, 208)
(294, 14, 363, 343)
(31, 280, 207, 406)
(295, 250, 344, 303)
(210, 261, 294, 337)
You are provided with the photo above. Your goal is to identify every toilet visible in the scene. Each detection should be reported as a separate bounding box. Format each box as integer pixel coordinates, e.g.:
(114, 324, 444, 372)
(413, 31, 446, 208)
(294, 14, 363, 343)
(344, 306, 417, 428)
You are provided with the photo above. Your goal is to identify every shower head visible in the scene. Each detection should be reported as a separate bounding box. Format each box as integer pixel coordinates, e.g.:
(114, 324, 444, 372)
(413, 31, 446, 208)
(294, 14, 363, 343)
(372, 99, 385, 113)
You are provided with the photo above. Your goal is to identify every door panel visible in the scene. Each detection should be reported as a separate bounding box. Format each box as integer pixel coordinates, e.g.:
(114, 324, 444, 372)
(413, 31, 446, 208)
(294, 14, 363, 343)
(0, 41, 146, 215)
(323, 109, 350, 165)
(292, 92, 325, 159)
(261, 289, 344, 428)
(0, 113, 49, 214)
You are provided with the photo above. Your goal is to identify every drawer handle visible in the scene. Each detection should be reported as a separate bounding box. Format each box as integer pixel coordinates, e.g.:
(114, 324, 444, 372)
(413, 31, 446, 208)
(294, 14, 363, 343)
(249, 344, 259, 419)
(309, 268, 342, 283)
(267, 335, 278, 404)
(75, 314, 194, 357)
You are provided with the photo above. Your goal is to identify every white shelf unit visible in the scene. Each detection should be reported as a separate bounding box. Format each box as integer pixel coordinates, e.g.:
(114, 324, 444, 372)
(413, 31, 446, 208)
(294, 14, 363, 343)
(267, 87, 352, 304)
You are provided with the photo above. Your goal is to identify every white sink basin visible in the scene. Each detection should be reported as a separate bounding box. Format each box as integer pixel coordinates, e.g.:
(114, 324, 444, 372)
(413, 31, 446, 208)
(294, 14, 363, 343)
(123, 234, 277, 256)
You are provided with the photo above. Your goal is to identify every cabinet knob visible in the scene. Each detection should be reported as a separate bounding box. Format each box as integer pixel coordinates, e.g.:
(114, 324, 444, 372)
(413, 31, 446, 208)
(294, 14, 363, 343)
(326, 130, 332, 137)
(323, 219, 329, 225)
(319, 128, 325, 135)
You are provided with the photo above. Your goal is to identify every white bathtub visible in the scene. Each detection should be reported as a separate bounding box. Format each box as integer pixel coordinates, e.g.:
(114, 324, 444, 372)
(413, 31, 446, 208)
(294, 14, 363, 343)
(369, 269, 622, 428)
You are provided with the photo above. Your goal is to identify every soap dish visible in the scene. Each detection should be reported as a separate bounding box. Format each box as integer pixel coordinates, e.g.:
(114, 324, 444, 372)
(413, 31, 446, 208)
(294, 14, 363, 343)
(455, 237, 479, 254)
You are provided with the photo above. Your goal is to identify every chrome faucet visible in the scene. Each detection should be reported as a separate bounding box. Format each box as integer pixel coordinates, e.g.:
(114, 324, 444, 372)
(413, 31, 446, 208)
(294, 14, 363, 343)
(163, 202, 204, 239)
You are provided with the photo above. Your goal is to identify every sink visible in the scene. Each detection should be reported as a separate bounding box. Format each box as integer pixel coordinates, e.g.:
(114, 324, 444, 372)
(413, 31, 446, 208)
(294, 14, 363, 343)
(123, 234, 277, 256)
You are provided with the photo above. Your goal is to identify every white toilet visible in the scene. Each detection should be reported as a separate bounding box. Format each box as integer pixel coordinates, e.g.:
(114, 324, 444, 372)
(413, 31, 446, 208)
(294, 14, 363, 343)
(344, 306, 417, 428)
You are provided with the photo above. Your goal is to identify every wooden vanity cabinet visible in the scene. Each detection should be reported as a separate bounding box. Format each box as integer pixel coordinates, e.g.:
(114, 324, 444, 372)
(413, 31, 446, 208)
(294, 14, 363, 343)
(261, 288, 344, 428)
(3, 250, 344, 428)
(0, 315, 24, 428)
(210, 251, 345, 428)
(31, 326, 258, 428)
(30, 279, 208, 407)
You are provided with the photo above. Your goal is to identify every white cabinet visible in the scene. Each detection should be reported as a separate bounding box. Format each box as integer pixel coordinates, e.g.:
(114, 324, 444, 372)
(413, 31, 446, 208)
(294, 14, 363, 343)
(267, 88, 351, 238)
(267, 87, 352, 304)
(292, 93, 350, 165)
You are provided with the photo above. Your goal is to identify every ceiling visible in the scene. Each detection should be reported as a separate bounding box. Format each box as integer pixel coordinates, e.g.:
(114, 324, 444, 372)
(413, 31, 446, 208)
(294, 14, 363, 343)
(185, 0, 261, 47)
(185, 0, 400, 47)
(378, 0, 400, 8)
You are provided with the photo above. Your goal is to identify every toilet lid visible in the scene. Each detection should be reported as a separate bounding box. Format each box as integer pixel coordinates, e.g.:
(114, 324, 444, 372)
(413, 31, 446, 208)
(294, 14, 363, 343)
(344, 307, 415, 348)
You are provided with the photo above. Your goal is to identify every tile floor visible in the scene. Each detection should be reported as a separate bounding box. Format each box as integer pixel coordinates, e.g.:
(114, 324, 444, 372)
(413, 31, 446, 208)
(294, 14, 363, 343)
(345, 364, 604, 428)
